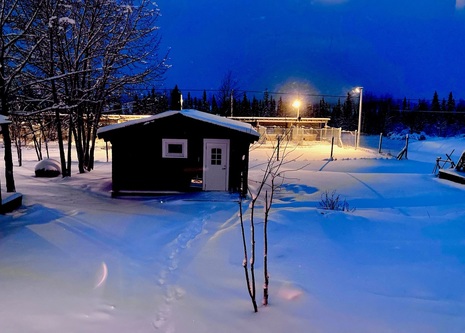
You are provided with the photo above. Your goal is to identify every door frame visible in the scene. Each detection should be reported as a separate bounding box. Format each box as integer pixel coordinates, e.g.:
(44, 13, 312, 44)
(203, 139, 230, 191)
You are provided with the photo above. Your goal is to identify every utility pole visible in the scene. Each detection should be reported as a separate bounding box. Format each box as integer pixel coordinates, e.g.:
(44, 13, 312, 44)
(230, 89, 234, 117)
(356, 87, 363, 149)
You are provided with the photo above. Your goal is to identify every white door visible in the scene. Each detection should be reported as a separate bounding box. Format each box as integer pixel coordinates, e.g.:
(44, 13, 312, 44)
(203, 139, 229, 191)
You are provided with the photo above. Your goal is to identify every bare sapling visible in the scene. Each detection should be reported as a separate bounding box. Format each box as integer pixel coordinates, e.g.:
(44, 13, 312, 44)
(239, 130, 296, 311)
(238, 199, 258, 312)
(263, 190, 270, 306)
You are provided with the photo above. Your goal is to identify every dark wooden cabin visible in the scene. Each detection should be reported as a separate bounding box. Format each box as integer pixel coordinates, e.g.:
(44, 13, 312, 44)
(97, 109, 260, 196)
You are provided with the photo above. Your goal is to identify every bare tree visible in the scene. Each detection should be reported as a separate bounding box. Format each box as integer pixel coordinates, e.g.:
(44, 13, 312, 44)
(217, 70, 240, 116)
(9, 112, 51, 163)
(22, 0, 169, 175)
(0, 0, 45, 191)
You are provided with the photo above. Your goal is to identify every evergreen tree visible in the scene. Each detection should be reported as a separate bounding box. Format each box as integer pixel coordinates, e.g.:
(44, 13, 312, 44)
(170, 85, 182, 110)
(251, 96, 259, 117)
(201, 90, 209, 112)
(270, 96, 277, 117)
(149, 88, 157, 113)
(140, 92, 149, 114)
(133, 94, 141, 114)
(402, 97, 411, 111)
(417, 99, 429, 111)
(431, 91, 441, 111)
(447, 92, 456, 111)
(306, 103, 313, 117)
(329, 99, 343, 128)
(277, 97, 284, 117)
(211, 95, 218, 114)
(185, 92, 193, 109)
(262, 89, 270, 117)
(156, 92, 169, 114)
(343, 92, 355, 129)
(457, 99, 465, 112)
(258, 100, 264, 117)
(318, 98, 331, 117)
(240, 91, 251, 116)
(192, 97, 199, 110)
(441, 98, 447, 111)
(413, 99, 429, 133)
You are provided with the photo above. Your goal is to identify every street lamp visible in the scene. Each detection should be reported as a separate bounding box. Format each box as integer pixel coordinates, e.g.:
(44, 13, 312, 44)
(354, 87, 363, 149)
(292, 99, 301, 120)
(292, 99, 302, 143)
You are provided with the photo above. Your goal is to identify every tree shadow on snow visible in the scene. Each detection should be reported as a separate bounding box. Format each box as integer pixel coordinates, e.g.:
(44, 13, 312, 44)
(280, 183, 319, 195)
(0, 204, 64, 239)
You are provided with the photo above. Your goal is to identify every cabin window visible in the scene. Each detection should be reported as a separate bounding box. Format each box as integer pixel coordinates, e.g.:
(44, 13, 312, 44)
(162, 139, 188, 158)
(211, 148, 222, 165)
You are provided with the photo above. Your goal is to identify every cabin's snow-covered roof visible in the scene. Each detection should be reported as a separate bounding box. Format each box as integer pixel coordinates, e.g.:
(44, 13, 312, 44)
(97, 109, 260, 137)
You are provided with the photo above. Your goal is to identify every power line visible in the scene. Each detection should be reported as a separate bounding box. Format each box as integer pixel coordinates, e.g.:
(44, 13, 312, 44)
(123, 86, 463, 104)
(125, 87, 348, 99)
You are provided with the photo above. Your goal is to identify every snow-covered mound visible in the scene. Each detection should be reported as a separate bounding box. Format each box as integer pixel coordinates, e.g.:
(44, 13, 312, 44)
(34, 158, 61, 177)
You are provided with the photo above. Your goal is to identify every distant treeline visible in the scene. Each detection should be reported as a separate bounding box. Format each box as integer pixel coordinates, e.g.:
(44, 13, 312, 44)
(319, 91, 465, 137)
(124, 86, 465, 137)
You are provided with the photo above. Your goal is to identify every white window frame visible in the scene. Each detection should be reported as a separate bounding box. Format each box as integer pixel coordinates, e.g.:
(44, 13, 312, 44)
(162, 139, 188, 158)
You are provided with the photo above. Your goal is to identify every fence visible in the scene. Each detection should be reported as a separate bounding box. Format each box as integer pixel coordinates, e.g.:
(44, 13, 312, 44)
(340, 130, 357, 148)
(257, 125, 343, 146)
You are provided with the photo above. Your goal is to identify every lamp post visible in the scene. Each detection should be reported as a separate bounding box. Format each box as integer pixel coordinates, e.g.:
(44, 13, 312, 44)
(355, 87, 363, 149)
(292, 99, 302, 143)
(292, 99, 301, 120)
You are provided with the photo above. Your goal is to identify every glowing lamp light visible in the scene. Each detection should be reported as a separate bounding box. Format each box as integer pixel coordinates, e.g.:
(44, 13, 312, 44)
(292, 99, 301, 119)
(292, 100, 301, 109)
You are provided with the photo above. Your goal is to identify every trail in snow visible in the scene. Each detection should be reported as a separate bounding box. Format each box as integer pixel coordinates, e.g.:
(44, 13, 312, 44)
(152, 211, 210, 332)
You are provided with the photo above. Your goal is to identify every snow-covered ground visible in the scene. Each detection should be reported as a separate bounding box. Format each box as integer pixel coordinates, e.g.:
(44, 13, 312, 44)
(1, 136, 465, 333)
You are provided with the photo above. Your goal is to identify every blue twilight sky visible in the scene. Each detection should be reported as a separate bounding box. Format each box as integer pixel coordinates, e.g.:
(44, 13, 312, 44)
(155, 0, 465, 101)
